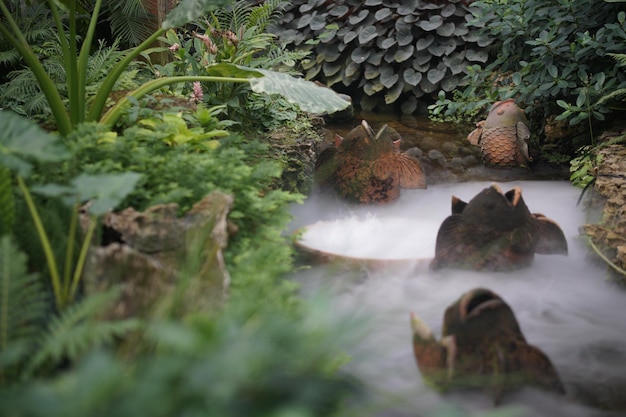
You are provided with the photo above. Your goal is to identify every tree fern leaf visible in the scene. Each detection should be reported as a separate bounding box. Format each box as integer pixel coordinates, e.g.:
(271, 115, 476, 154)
(0, 236, 48, 351)
(25, 287, 140, 377)
(0, 167, 15, 237)
(247, 0, 283, 32)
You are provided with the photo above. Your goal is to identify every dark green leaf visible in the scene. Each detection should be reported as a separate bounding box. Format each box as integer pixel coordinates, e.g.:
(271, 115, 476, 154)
(427, 68, 446, 84)
(395, 45, 415, 62)
(418, 15, 443, 31)
(403, 68, 422, 86)
(416, 35, 435, 51)
(359, 26, 378, 44)
(437, 23, 455, 37)
(385, 81, 404, 104)
(351, 47, 371, 63)
(349, 10, 369, 25)
(375, 8, 392, 21)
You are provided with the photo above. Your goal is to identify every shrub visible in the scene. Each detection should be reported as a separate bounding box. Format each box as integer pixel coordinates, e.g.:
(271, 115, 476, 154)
(429, 0, 626, 133)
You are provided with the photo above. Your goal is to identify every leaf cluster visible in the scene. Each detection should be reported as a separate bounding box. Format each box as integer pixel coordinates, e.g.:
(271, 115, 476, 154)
(431, 0, 626, 132)
(153, 0, 311, 131)
(269, 0, 494, 114)
(0, 234, 139, 385)
(0, 298, 362, 417)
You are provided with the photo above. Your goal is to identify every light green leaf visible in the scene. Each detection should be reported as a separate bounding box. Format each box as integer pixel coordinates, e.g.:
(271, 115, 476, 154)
(34, 173, 142, 216)
(0, 111, 69, 177)
(162, 0, 231, 29)
(245, 68, 351, 114)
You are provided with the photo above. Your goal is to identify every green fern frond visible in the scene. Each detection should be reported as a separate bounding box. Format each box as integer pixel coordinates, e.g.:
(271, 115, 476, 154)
(248, 0, 283, 32)
(0, 167, 15, 237)
(25, 287, 140, 377)
(609, 53, 626, 68)
(104, 0, 153, 47)
(597, 87, 626, 105)
(0, 236, 48, 386)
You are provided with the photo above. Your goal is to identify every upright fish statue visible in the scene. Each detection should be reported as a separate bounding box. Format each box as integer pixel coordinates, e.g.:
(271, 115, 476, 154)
(430, 184, 568, 271)
(467, 99, 532, 167)
(410, 288, 565, 403)
(315, 120, 426, 203)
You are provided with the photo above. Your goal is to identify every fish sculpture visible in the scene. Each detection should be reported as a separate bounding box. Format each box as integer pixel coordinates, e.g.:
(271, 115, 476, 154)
(315, 120, 426, 203)
(467, 99, 532, 167)
(430, 184, 568, 271)
(410, 287, 565, 403)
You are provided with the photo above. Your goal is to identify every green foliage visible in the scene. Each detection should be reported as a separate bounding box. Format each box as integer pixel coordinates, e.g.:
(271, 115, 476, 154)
(270, 0, 494, 113)
(45, 115, 303, 309)
(0, 235, 48, 384)
(0, 0, 232, 135)
(0, 235, 139, 385)
(0, 166, 15, 237)
(569, 133, 626, 188)
(0, 299, 361, 417)
(430, 0, 626, 129)
(569, 146, 600, 188)
(154, 0, 313, 130)
(0, 110, 139, 311)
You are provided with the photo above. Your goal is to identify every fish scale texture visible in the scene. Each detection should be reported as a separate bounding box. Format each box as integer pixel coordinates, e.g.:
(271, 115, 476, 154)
(480, 126, 522, 167)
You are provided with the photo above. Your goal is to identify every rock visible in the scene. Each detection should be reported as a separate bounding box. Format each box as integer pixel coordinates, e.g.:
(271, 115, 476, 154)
(85, 191, 234, 320)
(582, 143, 626, 281)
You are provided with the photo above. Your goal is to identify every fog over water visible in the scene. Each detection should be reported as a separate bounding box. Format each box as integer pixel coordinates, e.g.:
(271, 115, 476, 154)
(288, 180, 626, 417)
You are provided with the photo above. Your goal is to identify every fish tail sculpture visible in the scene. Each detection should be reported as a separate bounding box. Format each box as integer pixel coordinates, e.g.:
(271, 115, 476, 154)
(430, 184, 568, 271)
(315, 120, 426, 203)
(467, 99, 532, 168)
(411, 288, 565, 404)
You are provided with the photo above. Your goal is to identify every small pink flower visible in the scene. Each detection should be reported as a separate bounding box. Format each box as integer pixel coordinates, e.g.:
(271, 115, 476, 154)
(194, 32, 218, 55)
(190, 81, 203, 103)
(169, 43, 180, 52)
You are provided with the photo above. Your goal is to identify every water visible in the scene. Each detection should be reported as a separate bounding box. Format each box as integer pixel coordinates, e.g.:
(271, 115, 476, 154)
(287, 180, 626, 417)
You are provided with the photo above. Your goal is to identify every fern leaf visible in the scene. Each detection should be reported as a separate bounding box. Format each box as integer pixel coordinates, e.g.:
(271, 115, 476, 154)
(0, 235, 48, 385)
(248, 0, 283, 32)
(0, 167, 15, 236)
(609, 53, 626, 68)
(24, 287, 140, 377)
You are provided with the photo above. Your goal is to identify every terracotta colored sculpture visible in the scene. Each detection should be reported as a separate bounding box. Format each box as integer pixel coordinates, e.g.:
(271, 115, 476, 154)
(315, 120, 426, 203)
(411, 288, 565, 403)
(431, 184, 568, 271)
(467, 99, 532, 167)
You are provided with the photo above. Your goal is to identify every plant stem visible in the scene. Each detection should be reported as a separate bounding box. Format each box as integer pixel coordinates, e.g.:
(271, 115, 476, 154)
(0, 1, 72, 136)
(17, 176, 63, 310)
(87, 29, 168, 123)
(63, 208, 78, 297)
(69, 215, 96, 302)
(99, 75, 250, 126)
(77, 0, 104, 124)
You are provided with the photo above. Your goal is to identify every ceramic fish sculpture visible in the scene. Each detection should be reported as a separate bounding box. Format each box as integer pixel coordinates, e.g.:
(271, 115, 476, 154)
(430, 184, 568, 271)
(467, 99, 532, 167)
(315, 120, 426, 203)
(411, 287, 565, 403)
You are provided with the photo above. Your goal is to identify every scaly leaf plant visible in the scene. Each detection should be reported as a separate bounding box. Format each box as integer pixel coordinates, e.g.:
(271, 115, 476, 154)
(0, 110, 140, 311)
(0, 0, 348, 136)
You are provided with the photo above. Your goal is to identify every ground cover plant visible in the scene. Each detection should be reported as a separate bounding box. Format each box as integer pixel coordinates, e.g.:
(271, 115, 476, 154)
(269, 0, 495, 114)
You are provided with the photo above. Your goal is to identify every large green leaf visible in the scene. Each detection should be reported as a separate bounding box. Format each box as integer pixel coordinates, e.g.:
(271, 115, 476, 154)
(162, 0, 231, 29)
(208, 64, 349, 114)
(34, 172, 142, 216)
(0, 111, 69, 177)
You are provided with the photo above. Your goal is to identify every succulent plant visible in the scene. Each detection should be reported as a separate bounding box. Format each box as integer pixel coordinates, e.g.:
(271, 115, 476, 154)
(268, 0, 495, 114)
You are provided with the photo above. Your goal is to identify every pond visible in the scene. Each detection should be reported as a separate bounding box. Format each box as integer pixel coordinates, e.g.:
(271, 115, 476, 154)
(286, 116, 626, 417)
